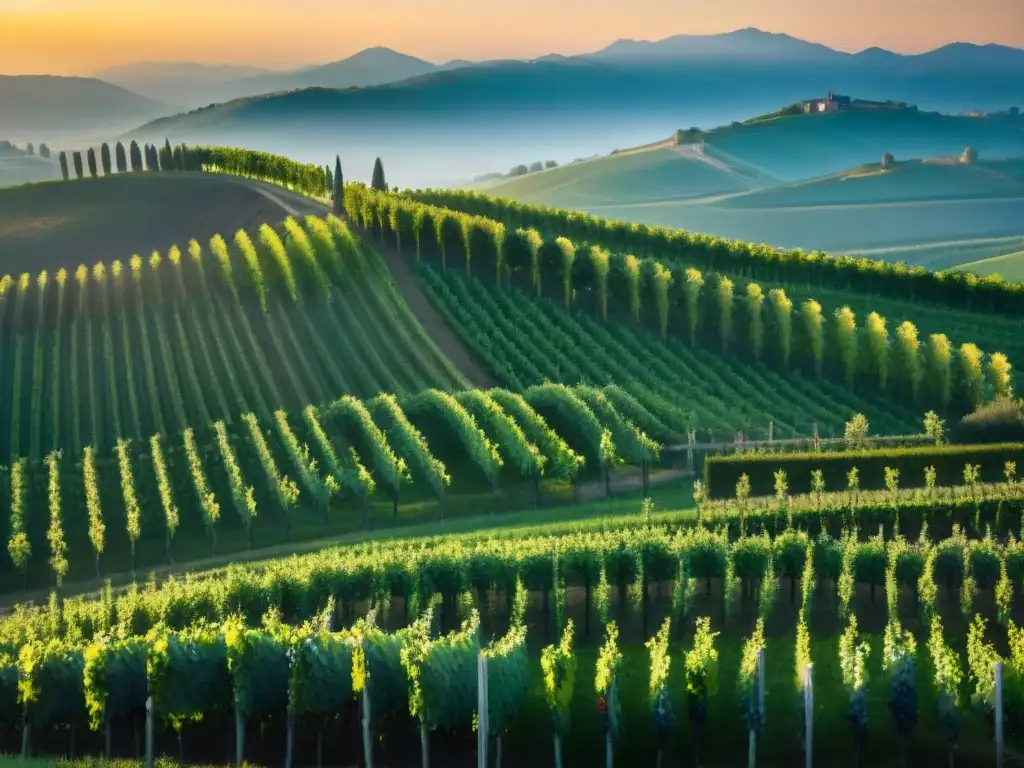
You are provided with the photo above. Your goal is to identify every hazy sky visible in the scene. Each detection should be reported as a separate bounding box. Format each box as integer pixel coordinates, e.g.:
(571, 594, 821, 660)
(1, 0, 1021, 75)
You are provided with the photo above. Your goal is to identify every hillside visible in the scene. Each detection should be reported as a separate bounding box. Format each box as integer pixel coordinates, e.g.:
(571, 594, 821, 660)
(127, 55, 1024, 189)
(483, 109, 1024, 197)
(715, 156, 1024, 208)
(0, 75, 172, 139)
(0, 174, 291, 272)
(959, 249, 1024, 280)
(468, 143, 779, 206)
(477, 111, 1024, 268)
(700, 108, 1024, 181)
(0, 194, 470, 465)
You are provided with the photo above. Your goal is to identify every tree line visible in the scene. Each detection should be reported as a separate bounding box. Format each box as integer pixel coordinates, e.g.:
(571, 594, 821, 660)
(394, 188, 1024, 318)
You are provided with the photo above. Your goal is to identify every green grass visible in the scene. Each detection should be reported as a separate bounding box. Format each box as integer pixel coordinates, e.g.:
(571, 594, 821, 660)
(716, 157, 1024, 209)
(961, 249, 1024, 281)
(482, 146, 764, 207)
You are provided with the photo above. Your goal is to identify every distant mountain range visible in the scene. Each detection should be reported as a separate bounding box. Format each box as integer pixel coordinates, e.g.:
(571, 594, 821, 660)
(0, 75, 169, 141)
(4, 27, 1024, 178)
(93, 28, 1024, 108)
(97, 47, 473, 107)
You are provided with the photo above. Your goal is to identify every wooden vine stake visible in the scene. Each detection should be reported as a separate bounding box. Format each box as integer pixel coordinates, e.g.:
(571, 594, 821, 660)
(145, 696, 154, 768)
(804, 664, 813, 768)
(284, 706, 295, 768)
(996, 661, 1004, 768)
(361, 675, 374, 768)
(749, 648, 765, 768)
(20, 701, 30, 758)
(235, 703, 245, 768)
(477, 653, 489, 768)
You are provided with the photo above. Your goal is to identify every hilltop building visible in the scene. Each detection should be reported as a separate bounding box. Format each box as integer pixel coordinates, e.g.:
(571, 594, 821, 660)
(802, 92, 910, 114)
(803, 92, 851, 113)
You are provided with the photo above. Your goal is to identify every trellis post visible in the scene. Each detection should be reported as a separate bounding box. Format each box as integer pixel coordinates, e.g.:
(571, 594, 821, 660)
(996, 661, 1004, 767)
(477, 653, 489, 768)
(804, 664, 813, 768)
(686, 430, 696, 474)
(145, 696, 154, 768)
(361, 662, 374, 768)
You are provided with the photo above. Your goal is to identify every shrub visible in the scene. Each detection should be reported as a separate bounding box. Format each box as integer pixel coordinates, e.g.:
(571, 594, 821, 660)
(955, 398, 1024, 444)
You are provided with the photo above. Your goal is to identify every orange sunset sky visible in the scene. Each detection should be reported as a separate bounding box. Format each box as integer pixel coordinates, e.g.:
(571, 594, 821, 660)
(1, 0, 1022, 76)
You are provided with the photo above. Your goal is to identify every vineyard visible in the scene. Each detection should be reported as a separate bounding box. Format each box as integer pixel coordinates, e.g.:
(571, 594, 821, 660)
(0, 376, 704, 592)
(2, 145, 1023, 765)
(0, 213, 467, 462)
(4, 480, 1024, 765)
(346, 185, 1015, 434)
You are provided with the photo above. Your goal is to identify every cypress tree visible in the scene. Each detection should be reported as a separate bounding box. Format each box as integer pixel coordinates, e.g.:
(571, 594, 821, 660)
(72, 151, 84, 180)
(172, 145, 183, 171)
(26, 142, 34, 155)
(333, 156, 344, 214)
(163, 138, 174, 170)
(129, 141, 142, 172)
(58, 151, 69, 181)
(86, 147, 98, 178)
(115, 142, 127, 173)
(371, 157, 387, 191)
(100, 143, 112, 176)
(39, 144, 51, 159)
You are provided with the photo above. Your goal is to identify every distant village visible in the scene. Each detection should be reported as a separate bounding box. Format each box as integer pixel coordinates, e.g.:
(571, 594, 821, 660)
(801, 92, 1020, 119)
(801, 92, 913, 113)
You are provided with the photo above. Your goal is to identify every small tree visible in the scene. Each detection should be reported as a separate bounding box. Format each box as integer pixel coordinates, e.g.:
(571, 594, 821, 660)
(529, 161, 544, 173)
(333, 155, 343, 215)
(86, 147, 98, 178)
(686, 617, 719, 766)
(72, 151, 84, 179)
(845, 413, 869, 445)
(960, 146, 977, 165)
(39, 143, 51, 159)
(129, 141, 142, 171)
(114, 142, 126, 173)
(58, 151, 69, 181)
(923, 411, 945, 445)
(26, 142, 34, 155)
(371, 157, 388, 191)
(544, 160, 558, 169)
(100, 143, 112, 176)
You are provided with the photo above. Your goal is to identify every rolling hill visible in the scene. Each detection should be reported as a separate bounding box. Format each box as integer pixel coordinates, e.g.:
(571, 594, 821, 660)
(714, 156, 1024, 208)
(95, 61, 276, 107)
(959, 249, 1024, 280)
(0, 75, 171, 140)
(475, 110, 1024, 268)
(469, 142, 778, 207)
(0, 174, 293, 272)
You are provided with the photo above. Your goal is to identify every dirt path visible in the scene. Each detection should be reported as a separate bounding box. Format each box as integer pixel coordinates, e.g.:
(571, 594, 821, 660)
(225, 176, 493, 388)
(0, 468, 689, 612)
(366, 234, 496, 388)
